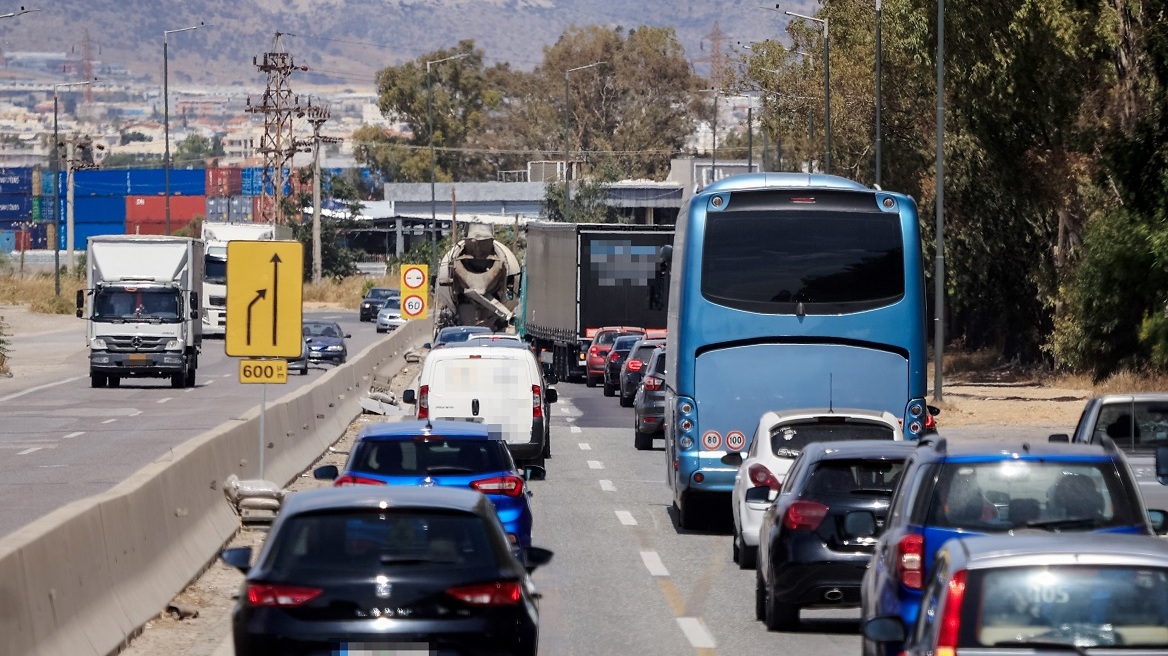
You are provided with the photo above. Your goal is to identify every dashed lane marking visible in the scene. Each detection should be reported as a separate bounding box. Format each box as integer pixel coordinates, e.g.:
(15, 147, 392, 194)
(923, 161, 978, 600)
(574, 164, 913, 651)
(676, 618, 717, 649)
(578, 443, 591, 450)
(63, 432, 84, 439)
(615, 510, 637, 526)
(185, 387, 196, 393)
(599, 479, 616, 492)
(130, 411, 142, 417)
(17, 447, 42, 455)
(587, 460, 603, 469)
(640, 551, 669, 577)
(157, 397, 172, 404)
(205, 379, 215, 385)
(102, 418, 117, 424)
(570, 426, 582, 433)
(0, 375, 86, 403)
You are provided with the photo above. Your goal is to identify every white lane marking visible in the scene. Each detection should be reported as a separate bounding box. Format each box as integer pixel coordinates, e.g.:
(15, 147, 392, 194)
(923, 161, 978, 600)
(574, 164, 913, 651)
(204, 379, 215, 385)
(222, 374, 231, 378)
(129, 411, 142, 417)
(587, 460, 603, 470)
(63, 432, 84, 439)
(38, 464, 68, 468)
(615, 510, 637, 526)
(570, 425, 582, 434)
(185, 387, 196, 393)
(157, 397, 172, 404)
(0, 375, 86, 403)
(676, 618, 717, 649)
(565, 417, 577, 423)
(578, 443, 591, 450)
(599, 479, 616, 492)
(17, 447, 42, 456)
(640, 551, 669, 577)
(559, 406, 571, 414)
(102, 418, 117, 424)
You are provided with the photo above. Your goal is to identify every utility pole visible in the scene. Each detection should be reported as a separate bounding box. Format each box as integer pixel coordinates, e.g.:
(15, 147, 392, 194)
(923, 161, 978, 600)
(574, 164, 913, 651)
(293, 101, 341, 283)
(246, 33, 307, 225)
(59, 136, 98, 273)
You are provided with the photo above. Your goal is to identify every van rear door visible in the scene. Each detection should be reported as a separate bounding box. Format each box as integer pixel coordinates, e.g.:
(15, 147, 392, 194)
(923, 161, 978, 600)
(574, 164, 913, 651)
(428, 353, 534, 446)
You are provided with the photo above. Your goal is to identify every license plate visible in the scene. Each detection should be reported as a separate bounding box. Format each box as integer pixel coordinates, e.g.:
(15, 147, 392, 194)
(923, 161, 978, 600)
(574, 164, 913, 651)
(128, 354, 149, 365)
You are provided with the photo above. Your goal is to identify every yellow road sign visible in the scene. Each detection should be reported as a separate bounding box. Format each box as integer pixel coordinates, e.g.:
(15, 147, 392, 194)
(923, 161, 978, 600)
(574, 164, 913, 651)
(402, 292, 428, 320)
(401, 264, 428, 292)
(225, 240, 304, 357)
(239, 359, 288, 384)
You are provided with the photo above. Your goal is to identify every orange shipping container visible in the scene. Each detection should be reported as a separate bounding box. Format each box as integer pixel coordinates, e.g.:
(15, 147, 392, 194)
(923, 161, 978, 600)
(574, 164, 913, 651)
(125, 195, 206, 223)
(126, 217, 193, 235)
(206, 168, 243, 197)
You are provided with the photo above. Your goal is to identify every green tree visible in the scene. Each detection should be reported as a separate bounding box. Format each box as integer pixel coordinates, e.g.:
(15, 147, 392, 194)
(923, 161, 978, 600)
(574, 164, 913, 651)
(173, 134, 214, 167)
(119, 131, 150, 145)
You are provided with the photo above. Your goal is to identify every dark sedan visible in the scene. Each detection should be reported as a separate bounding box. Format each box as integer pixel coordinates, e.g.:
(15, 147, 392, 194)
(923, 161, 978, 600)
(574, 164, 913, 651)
(619, 338, 665, 407)
(602, 334, 642, 397)
(222, 486, 553, 656)
(360, 287, 399, 322)
(756, 440, 914, 631)
(303, 320, 350, 364)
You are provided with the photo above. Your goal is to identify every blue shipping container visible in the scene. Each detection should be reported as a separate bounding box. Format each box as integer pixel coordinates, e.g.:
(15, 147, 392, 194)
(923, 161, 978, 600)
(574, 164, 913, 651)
(0, 195, 33, 220)
(60, 221, 124, 250)
(241, 167, 291, 196)
(0, 167, 34, 195)
(71, 195, 127, 224)
(127, 168, 204, 196)
(0, 230, 14, 253)
(72, 169, 130, 196)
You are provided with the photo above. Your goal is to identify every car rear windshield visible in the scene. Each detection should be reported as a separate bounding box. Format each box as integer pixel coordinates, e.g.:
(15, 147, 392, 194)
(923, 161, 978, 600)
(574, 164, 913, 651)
(613, 336, 640, 352)
(1093, 400, 1168, 452)
(769, 420, 895, 457)
(595, 330, 641, 346)
(366, 288, 397, 300)
(350, 438, 513, 476)
(632, 344, 660, 363)
(380, 298, 401, 311)
(962, 565, 1168, 649)
(649, 351, 666, 374)
(803, 458, 905, 497)
(440, 328, 490, 344)
(264, 510, 502, 575)
(923, 460, 1142, 531)
(701, 209, 905, 314)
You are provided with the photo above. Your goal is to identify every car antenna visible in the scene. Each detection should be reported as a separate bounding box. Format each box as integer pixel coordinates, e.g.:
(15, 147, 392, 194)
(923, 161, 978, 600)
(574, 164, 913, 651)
(828, 373, 834, 413)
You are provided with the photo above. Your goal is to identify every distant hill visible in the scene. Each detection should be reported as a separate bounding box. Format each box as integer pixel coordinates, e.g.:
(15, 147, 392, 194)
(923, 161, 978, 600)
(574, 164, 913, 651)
(1, 0, 803, 90)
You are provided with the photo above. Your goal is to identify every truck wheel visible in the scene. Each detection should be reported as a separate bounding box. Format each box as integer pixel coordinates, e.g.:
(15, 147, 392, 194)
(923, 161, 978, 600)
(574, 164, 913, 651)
(108, 376, 121, 388)
(635, 430, 653, 451)
(678, 494, 702, 531)
(185, 368, 196, 388)
(91, 374, 107, 388)
(171, 372, 185, 389)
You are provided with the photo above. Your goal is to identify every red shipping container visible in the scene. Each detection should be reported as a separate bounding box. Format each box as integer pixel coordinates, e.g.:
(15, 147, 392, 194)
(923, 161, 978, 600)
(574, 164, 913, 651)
(205, 168, 243, 197)
(126, 195, 207, 223)
(126, 217, 193, 236)
(253, 195, 276, 223)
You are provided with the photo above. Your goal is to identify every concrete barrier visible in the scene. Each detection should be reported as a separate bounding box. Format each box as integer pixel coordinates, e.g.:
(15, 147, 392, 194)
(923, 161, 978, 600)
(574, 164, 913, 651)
(0, 319, 430, 656)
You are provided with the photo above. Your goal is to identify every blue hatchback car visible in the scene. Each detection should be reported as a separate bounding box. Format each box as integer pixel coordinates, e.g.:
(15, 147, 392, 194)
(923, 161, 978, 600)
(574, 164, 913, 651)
(860, 437, 1166, 656)
(314, 420, 535, 555)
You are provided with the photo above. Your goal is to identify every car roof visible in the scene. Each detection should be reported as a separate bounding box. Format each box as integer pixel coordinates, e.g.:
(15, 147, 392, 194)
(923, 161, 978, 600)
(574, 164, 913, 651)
(425, 345, 536, 361)
(303, 319, 340, 326)
(633, 338, 666, 348)
(357, 419, 494, 440)
(281, 485, 487, 516)
(438, 325, 492, 336)
(916, 437, 1122, 461)
(1093, 393, 1168, 404)
(445, 340, 529, 349)
(799, 440, 918, 460)
(942, 533, 1168, 570)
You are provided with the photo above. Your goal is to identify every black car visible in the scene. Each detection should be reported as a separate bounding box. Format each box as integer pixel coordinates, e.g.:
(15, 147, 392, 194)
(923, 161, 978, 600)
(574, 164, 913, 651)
(756, 440, 915, 631)
(222, 486, 553, 656)
(602, 334, 641, 397)
(360, 287, 400, 322)
(618, 338, 665, 407)
(428, 325, 492, 349)
(303, 320, 350, 364)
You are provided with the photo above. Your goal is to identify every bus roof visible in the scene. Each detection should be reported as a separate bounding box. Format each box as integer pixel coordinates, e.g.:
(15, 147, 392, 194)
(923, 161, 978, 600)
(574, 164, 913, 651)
(702, 172, 870, 193)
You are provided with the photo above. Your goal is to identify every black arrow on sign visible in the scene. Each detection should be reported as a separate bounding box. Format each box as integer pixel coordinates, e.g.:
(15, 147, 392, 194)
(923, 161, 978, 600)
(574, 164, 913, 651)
(271, 253, 282, 345)
(247, 289, 267, 345)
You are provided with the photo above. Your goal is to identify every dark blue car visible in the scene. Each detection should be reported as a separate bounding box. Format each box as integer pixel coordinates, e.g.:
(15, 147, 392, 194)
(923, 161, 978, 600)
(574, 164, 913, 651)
(315, 420, 535, 554)
(303, 320, 349, 364)
(860, 437, 1164, 656)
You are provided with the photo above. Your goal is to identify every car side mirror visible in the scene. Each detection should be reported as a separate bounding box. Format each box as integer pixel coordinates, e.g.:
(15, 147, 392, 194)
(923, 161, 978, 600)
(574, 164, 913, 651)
(220, 546, 253, 574)
(402, 389, 416, 405)
(190, 291, 199, 311)
(845, 510, 878, 538)
(862, 616, 907, 643)
(524, 546, 554, 572)
(1158, 445, 1168, 485)
(313, 465, 338, 480)
(75, 289, 85, 317)
(545, 388, 558, 404)
(744, 485, 773, 504)
(721, 452, 743, 468)
(1148, 509, 1168, 536)
(524, 465, 546, 481)
(423, 343, 432, 350)
(1048, 433, 1070, 443)
(927, 404, 940, 416)
(344, 333, 352, 339)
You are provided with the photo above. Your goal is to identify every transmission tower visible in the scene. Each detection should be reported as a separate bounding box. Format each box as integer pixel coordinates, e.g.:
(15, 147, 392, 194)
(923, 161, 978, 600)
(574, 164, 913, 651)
(695, 21, 730, 91)
(292, 100, 342, 283)
(80, 30, 94, 102)
(245, 33, 307, 225)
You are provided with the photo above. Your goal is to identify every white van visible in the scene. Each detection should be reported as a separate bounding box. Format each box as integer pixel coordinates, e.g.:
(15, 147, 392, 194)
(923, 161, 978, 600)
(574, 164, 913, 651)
(403, 346, 557, 468)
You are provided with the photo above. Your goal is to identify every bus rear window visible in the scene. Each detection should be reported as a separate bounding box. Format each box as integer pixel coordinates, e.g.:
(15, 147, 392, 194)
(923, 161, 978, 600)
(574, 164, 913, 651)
(701, 210, 905, 314)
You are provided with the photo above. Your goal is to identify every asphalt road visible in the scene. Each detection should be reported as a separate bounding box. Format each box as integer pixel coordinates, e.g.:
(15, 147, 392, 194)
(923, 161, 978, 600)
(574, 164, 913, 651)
(0, 309, 384, 539)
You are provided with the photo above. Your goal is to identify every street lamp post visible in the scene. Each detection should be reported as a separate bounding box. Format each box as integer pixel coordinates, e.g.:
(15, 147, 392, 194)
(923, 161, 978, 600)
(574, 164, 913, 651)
(426, 52, 470, 278)
(52, 80, 92, 297)
(563, 61, 605, 222)
(875, 0, 883, 187)
(164, 23, 203, 236)
(784, 9, 830, 174)
(934, 0, 945, 400)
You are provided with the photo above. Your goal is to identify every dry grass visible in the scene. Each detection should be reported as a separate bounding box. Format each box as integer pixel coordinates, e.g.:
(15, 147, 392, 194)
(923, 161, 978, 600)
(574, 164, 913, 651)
(297, 274, 402, 309)
(0, 274, 84, 314)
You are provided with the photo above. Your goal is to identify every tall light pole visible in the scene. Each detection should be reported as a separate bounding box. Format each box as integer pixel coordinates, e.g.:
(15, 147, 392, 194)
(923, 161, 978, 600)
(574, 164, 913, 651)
(52, 80, 92, 297)
(934, 0, 946, 401)
(426, 51, 470, 280)
(563, 61, 605, 222)
(875, 0, 883, 187)
(164, 23, 203, 236)
(784, 9, 830, 174)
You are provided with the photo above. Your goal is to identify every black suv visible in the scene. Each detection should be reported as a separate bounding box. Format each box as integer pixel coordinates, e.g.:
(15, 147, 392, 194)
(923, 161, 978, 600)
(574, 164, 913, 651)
(359, 287, 399, 322)
(860, 436, 1168, 656)
(755, 440, 915, 631)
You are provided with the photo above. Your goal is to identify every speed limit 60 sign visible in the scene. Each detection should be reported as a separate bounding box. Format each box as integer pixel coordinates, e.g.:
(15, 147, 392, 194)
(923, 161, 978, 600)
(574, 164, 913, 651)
(239, 359, 288, 384)
(402, 293, 428, 320)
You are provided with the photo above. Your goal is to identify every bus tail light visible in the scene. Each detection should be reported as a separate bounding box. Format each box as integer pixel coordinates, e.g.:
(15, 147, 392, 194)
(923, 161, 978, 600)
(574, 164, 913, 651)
(896, 534, 925, 590)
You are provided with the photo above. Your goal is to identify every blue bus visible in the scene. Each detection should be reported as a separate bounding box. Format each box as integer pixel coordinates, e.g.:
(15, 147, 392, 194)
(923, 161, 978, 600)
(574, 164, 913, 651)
(661, 173, 929, 529)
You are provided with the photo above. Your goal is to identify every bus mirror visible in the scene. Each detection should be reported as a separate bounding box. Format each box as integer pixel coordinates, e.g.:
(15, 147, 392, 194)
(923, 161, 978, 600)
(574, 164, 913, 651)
(75, 290, 84, 317)
(656, 244, 673, 276)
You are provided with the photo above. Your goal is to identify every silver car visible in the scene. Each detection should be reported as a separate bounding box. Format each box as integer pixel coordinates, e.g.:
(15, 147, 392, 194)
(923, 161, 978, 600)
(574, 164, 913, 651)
(864, 532, 1168, 654)
(633, 346, 666, 450)
(375, 298, 405, 333)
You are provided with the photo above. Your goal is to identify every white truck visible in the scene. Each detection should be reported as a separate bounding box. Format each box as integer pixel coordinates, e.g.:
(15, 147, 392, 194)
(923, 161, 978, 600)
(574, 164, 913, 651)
(77, 235, 204, 388)
(200, 221, 295, 337)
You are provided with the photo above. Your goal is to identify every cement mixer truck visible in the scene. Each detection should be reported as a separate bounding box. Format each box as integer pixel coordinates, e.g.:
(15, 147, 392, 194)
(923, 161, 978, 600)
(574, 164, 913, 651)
(434, 223, 522, 332)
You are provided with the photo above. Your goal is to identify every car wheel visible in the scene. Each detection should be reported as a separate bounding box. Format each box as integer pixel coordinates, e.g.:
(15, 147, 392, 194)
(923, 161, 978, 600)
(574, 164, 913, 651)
(91, 373, 107, 388)
(586, 375, 597, 388)
(603, 382, 616, 397)
(764, 570, 799, 631)
(619, 393, 633, 408)
(732, 533, 741, 564)
(739, 539, 757, 570)
(376, 328, 384, 333)
(634, 430, 653, 451)
(755, 569, 767, 621)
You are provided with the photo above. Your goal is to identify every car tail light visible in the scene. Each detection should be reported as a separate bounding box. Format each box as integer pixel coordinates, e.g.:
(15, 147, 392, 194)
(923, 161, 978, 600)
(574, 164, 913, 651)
(782, 500, 828, 530)
(417, 384, 429, 419)
(897, 534, 925, 590)
(643, 375, 663, 391)
(589, 346, 599, 355)
(531, 385, 543, 418)
(334, 474, 388, 487)
(471, 475, 524, 497)
(748, 463, 781, 490)
(924, 412, 937, 431)
(936, 569, 967, 654)
(609, 351, 621, 362)
(447, 581, 521, 606)
(627, 359, 643, 372)
(246, 583, 322, 607)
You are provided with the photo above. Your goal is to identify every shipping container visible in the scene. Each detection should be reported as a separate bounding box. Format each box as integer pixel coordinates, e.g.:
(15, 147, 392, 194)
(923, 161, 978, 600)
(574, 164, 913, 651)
(229, 195, 254, 221)
(0, 194, 33, 220)
(72, 196, 127, 224)
(206, 196, 229, 218)
(3, 222, 49, 250)
(205, 167, 243, 197)
(125, 195, 206, 224)
(241, 167, 291, 196)
(126, 217, 193, 236)
(127, 168, 205, 196)
(63, 221, 124, 249)
(0, 167, 34, 195)
(0, 230, 13, 253)
(72, 169, 130, 196)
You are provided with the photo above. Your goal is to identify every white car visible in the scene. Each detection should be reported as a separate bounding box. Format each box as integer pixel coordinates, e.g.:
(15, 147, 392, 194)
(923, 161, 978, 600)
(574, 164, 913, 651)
(725, 407, 904, 569)
(466, 333, 523, 343)
(375, 298, 405, 333)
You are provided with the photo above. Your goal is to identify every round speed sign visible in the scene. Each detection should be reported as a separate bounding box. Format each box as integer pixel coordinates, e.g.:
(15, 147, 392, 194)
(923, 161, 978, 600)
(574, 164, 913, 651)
(403, 266, 426, 290)
(402, 294, 427, 319)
